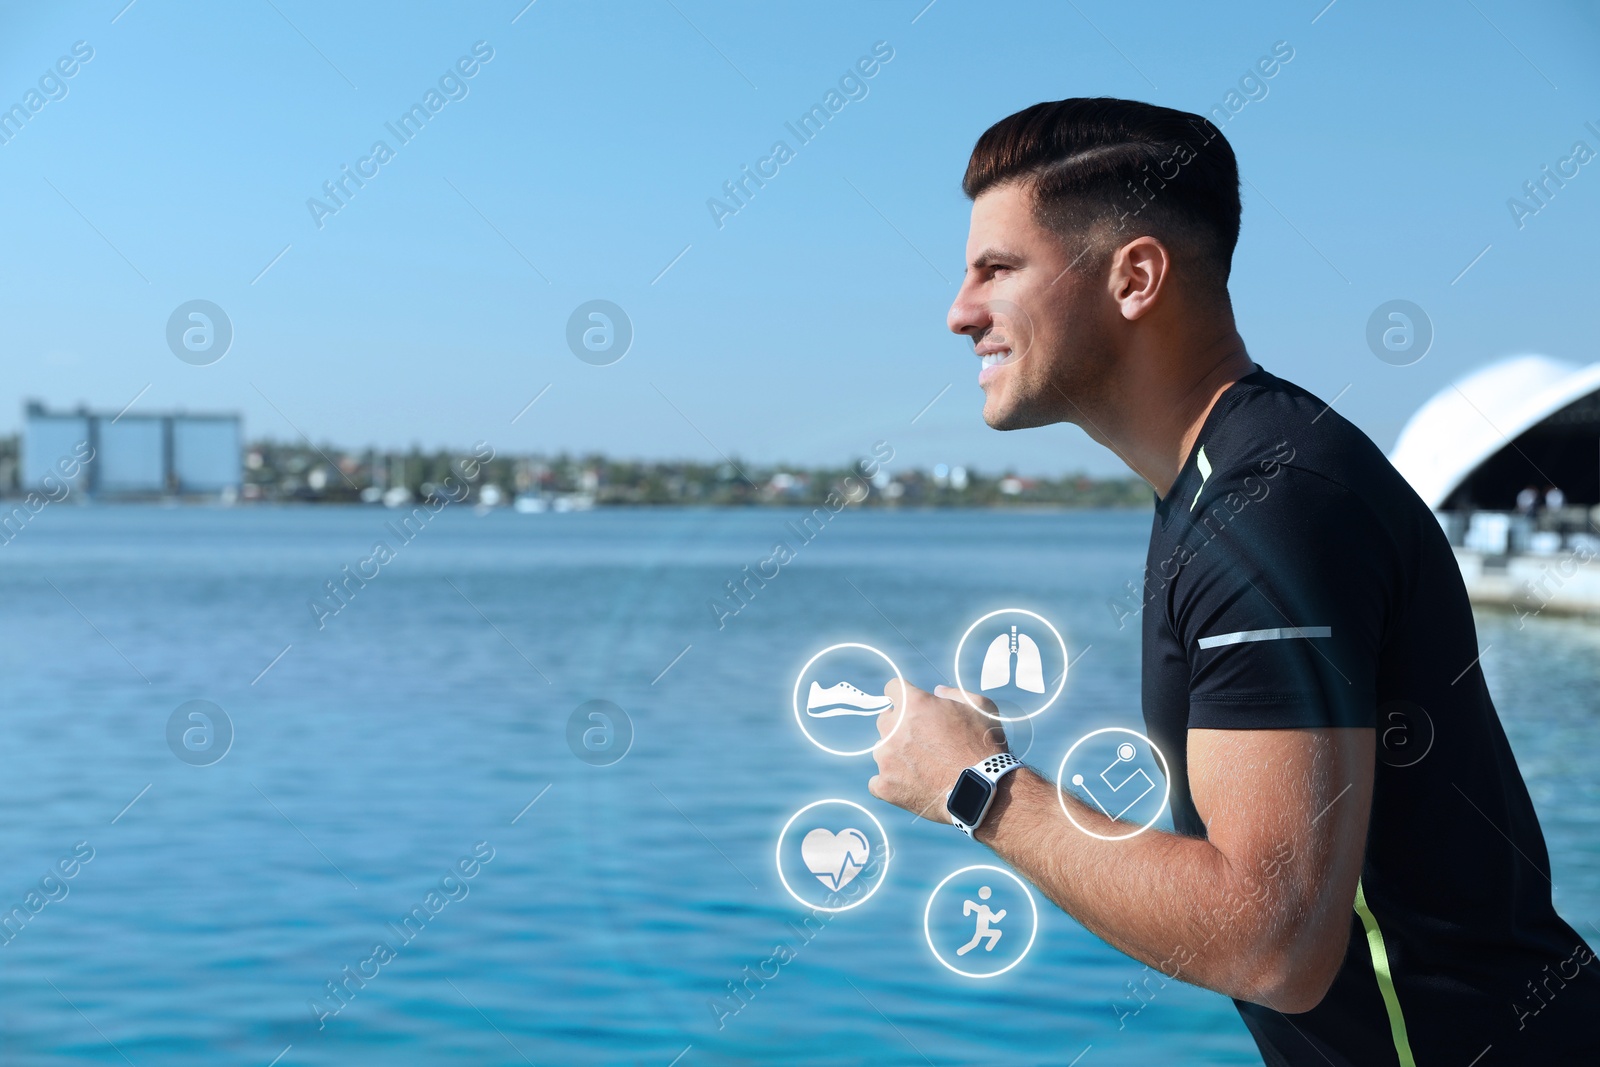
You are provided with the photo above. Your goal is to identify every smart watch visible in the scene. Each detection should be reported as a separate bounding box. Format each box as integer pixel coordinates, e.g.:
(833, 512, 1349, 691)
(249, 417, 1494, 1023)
(945, 752, 1022, 837)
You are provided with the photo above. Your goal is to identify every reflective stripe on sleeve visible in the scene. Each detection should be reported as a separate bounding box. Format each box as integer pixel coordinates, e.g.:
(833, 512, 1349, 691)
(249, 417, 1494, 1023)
(1196, 626, 1332, 650)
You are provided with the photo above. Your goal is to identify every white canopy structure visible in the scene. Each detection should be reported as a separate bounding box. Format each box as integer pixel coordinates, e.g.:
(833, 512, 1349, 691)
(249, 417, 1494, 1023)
(1389, 354, 1600, 511)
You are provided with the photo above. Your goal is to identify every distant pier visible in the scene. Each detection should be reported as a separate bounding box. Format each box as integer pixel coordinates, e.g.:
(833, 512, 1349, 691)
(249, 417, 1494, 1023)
(1391, 354, 1600, 617)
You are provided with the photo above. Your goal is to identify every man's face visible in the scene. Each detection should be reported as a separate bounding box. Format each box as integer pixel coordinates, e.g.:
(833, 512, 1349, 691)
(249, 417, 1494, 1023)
(947, 182, 1113, 430)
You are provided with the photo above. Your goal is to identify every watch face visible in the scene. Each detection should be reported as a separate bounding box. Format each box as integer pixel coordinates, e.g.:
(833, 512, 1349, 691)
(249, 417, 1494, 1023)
(946, 768, 992, 825)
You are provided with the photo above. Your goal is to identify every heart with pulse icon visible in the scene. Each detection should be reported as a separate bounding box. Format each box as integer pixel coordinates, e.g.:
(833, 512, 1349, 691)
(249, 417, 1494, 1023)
(801, 827, 870, 891)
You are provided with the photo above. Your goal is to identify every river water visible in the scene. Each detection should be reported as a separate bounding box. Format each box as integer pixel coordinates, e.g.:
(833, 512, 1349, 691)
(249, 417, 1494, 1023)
(1, 505, 1594, 1064)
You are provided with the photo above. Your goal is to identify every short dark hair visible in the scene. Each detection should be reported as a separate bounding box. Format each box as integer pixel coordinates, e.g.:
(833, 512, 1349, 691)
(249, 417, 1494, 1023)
(962, 98, 1242, 288)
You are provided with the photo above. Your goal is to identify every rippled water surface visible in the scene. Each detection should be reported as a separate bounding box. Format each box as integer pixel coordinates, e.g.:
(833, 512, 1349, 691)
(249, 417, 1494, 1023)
(2, 506, 1595, 1065)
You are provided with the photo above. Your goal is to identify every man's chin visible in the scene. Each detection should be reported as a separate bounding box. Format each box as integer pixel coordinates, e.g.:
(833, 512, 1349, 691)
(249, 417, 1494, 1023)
(982, 395, 1053, 431)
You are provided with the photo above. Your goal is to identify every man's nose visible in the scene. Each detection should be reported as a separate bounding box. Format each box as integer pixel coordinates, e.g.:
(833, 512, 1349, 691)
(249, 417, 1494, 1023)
(948, 283, 991, 338)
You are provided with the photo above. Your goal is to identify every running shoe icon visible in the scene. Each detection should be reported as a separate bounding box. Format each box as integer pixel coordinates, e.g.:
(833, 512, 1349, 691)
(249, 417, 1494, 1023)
(805, 681, 893, 717)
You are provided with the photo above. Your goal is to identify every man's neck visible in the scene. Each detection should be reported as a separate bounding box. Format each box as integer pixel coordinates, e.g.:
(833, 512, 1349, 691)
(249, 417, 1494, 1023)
(1084, 328, 1256, 499)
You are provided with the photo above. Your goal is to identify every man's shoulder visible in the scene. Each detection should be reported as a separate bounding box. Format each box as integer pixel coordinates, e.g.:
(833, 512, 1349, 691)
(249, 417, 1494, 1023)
(1202, 369, 1404, 504)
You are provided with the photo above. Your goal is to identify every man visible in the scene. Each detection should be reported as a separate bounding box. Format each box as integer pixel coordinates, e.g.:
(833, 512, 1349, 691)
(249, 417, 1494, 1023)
(867, 98, 1600, 1064)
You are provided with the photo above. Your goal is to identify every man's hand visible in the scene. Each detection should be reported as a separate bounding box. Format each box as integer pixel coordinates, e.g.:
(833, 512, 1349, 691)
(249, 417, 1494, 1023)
(867, 680, 1009, 819)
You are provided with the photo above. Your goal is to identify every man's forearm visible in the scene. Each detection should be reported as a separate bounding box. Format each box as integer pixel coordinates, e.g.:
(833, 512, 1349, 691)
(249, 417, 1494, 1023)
(976, 767, 1300, 1006)
(865, 682, 1365, 1011)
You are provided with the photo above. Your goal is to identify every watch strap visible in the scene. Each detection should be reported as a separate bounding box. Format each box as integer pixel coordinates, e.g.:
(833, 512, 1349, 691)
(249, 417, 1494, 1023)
(975, 752, 1022, 784)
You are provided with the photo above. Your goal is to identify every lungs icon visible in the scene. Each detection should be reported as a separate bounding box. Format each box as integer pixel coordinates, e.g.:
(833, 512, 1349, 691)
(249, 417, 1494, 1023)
(980, 626, 1045, 693)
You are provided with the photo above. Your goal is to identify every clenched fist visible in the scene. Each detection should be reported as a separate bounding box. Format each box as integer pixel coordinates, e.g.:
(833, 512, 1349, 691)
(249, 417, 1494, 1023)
(868, 680, 1012, 820)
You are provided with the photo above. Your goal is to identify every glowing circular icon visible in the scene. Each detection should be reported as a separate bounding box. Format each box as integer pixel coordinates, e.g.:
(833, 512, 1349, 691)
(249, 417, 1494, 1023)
(775, 798, 890, 913)
(792, 642, 905, 757)
(952, 609, 1069, 721)
(923, 864, 1038, 978)
(1057, 727, 1170, 841)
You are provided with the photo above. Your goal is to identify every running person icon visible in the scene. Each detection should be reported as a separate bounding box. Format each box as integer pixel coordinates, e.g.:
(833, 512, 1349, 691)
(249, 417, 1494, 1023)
(955, 885, 1006, 956)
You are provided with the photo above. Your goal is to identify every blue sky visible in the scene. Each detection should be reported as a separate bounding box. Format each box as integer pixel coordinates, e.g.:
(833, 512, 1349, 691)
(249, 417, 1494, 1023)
(3, 0, 1599, 476)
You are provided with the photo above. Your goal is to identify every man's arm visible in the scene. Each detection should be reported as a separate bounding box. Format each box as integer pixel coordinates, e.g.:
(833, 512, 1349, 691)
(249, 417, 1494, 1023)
(868, 682, 1374, 1013)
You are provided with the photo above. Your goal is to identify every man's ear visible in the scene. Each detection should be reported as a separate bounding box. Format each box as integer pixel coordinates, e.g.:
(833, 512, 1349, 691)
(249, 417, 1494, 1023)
(1109, 236, 1171, 321)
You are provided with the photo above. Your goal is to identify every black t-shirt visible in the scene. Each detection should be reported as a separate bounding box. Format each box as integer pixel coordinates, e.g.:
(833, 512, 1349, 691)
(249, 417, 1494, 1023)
(1139, 368, 1600, 1065)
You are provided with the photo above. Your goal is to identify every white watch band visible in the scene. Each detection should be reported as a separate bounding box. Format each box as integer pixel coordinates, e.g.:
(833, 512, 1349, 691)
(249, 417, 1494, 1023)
(951, 753, 1022, 836)
(976, 752, 1022, 783)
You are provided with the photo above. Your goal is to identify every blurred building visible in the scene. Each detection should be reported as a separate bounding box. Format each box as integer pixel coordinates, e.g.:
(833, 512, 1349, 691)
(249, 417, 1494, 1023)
(23, 401, 242, 498)
(1390, 355, 1600, 615)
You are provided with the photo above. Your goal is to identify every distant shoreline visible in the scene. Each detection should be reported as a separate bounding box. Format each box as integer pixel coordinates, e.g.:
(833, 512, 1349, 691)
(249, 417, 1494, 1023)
(0, 434, 1152, 510)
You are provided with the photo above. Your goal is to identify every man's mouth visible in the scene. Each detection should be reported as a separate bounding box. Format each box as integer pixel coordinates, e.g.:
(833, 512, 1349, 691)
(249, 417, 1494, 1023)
(977, 346, 1016, 385)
